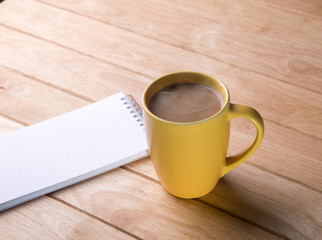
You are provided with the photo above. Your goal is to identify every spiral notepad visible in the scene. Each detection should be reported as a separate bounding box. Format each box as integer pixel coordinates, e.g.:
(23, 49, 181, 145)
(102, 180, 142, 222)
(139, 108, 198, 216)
(0, 92, 148, 212)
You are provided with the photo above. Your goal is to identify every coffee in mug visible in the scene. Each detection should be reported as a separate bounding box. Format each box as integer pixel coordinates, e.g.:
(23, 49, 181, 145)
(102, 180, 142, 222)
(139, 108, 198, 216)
(148, 82, 224, 122)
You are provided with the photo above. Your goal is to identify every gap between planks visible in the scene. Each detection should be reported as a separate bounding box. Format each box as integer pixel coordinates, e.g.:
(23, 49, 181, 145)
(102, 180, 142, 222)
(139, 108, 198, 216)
(35, 0, 322, 95)
(254, 0, 322, 20)
(0, 112, 28, 127)
(247, 162, 322, 195)
(0, 65, 96, 103)
(48, 194, 143, 240)
(194, 199, 292, 240)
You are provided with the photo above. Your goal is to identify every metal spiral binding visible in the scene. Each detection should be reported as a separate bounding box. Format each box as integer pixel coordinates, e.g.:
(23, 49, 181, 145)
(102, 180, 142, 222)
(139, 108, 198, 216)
(121, 94, 144, 128)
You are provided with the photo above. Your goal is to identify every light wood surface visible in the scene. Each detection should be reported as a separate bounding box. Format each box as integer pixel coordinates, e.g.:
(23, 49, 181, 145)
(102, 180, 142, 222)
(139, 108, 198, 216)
(0, 0, 321, 239)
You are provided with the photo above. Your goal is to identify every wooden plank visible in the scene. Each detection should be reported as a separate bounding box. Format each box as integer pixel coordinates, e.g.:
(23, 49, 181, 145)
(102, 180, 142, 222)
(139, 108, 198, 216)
(51, 167, 283, 240)
(0, 115, 24, 135)
(256, 0, 322, 19)
(127, 158, 322, 240)
(0, 5, 321, 139)
(36, 0, 322, 93)
(0, 196, 135, 240)
(0, 25, 320, 193)
(0, 66, 89, 125)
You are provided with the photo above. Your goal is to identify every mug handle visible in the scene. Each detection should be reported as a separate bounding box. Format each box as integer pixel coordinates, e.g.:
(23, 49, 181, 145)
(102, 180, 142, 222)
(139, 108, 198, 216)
(220, 103, 264, 177)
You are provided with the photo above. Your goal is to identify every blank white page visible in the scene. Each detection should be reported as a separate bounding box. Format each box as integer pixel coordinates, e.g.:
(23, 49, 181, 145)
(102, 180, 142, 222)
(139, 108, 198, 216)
(0, 92, 148, 212)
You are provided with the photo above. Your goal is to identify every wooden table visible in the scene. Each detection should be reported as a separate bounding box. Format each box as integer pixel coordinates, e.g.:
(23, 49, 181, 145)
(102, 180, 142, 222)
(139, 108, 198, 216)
(0, 0, 321, 239)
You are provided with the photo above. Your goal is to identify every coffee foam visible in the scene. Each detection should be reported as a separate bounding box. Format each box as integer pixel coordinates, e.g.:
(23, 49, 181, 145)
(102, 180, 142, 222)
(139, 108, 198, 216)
(148, 83, 224, 122)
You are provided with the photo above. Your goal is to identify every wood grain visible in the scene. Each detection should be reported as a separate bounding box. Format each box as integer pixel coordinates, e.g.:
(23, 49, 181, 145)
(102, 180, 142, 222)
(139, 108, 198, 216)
(0, 196, 135, 240)
(0, 115, 24, 135)
(0, 0, 321, 239)
(0, 2, 321, 139)
(37, 0, 322, 93)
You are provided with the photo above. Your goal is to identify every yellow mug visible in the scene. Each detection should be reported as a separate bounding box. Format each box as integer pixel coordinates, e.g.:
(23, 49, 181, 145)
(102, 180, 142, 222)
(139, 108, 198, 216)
(142, 72, 264, 198)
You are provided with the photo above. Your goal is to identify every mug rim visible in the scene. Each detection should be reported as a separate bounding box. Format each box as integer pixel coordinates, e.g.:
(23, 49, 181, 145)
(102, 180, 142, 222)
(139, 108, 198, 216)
(142, 71, 230, 125)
